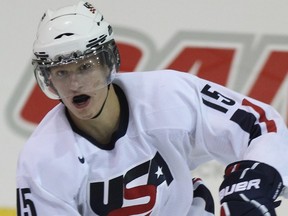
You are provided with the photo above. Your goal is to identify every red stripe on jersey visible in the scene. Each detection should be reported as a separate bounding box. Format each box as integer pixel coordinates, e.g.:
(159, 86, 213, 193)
(220, 205, 228, 216)
(225, 163, 240, 176)
(242, 99, 277, 133)
(192, 177, 202, 184)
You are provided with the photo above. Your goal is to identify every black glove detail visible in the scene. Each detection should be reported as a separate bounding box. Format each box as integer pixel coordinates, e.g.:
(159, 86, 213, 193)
(219, 160, 283, 216)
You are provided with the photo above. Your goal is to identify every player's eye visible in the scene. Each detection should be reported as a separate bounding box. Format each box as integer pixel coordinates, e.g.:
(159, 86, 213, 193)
(53, 70, 69, 79)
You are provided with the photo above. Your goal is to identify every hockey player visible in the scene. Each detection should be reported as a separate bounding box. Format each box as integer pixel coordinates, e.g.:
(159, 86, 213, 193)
(16, 1, 288, 215)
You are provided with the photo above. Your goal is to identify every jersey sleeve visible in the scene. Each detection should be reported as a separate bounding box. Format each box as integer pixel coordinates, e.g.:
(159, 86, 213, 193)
(188, 74, 288, 189)
(16, 133, 84, 215)
(16, 176, 81, 216)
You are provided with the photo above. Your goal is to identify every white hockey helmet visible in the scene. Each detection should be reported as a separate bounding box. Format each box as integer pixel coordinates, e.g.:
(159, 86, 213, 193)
(32, 1, 120, 99)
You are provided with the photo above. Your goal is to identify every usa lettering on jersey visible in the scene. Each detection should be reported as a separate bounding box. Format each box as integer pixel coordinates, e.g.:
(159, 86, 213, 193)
(89, 152, 173, 215)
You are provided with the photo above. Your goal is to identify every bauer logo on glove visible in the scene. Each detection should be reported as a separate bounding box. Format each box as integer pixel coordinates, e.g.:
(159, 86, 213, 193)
(220, 178, 261, 200)
(219, 160, 283, 216)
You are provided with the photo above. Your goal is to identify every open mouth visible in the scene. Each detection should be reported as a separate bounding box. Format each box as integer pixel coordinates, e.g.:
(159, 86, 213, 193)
(72, 94, 91, 106)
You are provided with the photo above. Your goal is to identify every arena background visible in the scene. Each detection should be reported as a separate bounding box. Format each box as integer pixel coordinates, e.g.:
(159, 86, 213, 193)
(1, 0, 287, 215)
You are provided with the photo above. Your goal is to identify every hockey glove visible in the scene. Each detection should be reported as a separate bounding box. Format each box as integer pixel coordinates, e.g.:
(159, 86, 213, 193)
(191, 177, 215, 215)
(219, 160, 283, 216)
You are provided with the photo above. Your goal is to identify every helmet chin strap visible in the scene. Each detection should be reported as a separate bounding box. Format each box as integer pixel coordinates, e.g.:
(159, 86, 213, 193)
(91, 84, 111, 119)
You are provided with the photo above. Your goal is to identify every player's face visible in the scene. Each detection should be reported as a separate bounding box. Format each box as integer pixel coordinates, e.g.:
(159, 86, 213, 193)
(49, 56, 110, 119)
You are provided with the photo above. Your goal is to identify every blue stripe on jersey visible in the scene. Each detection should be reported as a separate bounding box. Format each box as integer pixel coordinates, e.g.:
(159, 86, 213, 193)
(230, 109, 261, 145)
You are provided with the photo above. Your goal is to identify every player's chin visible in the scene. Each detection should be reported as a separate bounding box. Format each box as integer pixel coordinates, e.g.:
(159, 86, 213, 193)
(69, 108, 97, 120)
(72, 101, 102, 120)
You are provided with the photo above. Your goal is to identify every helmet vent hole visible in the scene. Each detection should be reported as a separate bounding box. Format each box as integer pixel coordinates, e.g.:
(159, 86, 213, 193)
(54, 33, 74, 39)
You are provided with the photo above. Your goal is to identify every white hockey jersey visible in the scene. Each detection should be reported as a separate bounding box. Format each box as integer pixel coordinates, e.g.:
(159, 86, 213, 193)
(17, 70, 288, 215)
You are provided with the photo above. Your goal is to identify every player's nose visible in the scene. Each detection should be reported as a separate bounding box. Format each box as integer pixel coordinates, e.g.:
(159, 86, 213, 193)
(68, 73, 84, 91)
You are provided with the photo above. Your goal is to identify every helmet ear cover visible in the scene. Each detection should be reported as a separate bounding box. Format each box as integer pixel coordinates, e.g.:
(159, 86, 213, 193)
(97, 40, 120, 72)
(109, 40, 121, 71)
(33, 66, 59, 99)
